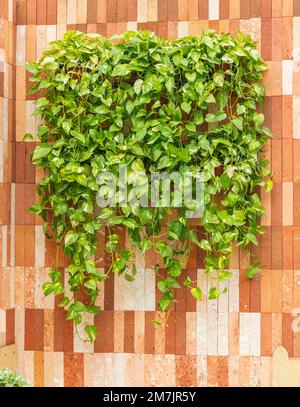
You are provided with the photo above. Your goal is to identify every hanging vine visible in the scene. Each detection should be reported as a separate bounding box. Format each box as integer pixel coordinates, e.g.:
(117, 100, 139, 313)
(25, 30, 272, 342)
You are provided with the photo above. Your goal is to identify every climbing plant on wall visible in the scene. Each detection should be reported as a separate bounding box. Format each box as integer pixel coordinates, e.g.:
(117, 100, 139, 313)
(25, 30, 272, 342)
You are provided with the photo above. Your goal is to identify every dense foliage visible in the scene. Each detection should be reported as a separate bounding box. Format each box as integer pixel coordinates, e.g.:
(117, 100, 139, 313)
(0, 369, 28, 387)
(26, 30, 272, 342)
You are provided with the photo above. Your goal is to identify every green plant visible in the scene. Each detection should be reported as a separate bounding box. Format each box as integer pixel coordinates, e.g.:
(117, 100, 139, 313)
(0, 368, 29, 387)
(26, 30, 272, 342)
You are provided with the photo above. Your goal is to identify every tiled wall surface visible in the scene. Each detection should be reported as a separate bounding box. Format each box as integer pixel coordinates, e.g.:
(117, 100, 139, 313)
(0, 0, 300, 387)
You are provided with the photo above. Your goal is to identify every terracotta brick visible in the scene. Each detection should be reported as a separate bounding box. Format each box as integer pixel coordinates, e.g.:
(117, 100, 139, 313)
(175, 355, 197, 386)
(271, 18, 282, 62)
(157, 0, 168, 21)
(96, 23, 107, 36)
(15, 142, 25, 183)
(282, 313, 293, 356)
(144, 311, 155, 354)
(229, 19, 239, 35)
(261, 19, 272, 60)
(64, 353, 84, 387)
(5, 308, 15, 345)
(282, 17, 293, 59)
(272, 226, 283, 270)
(37, 0, 47, 25)
(26, 0, 36, 24)
(281, 1, 291, 16)
(282, 139, 293, 182)
(229, 0, 240, 19)
(240, 0, 251, 19)
(178, 0, 188, 20)
(175, 312, 186, 354)
(127, 0, 137, 20)
(249, 274, 261, 313)
(272, 312, 282, 350)
(137, 22, 148, 30)
(117, 0, 127, 21)
(188, 0, 198, 20)
(86, 0, 97, 23)
(239, 269, 250, 312)
(272, 140, 282, 182)
(294, 227, 300, 269)
(272, 0, 282, 17)
(165, 311, 176, 354)
(16, 0, 26, 24)
(94, 311, 114, 352)
(174, 270, 186, 312)
(282, 97, 293, 139)
(295, 0, 300, 16)
(25, 309, 44, 351)
(294, 184, 300, 226)
(124, 311, 134, 353)
(14, 225, 25, 266)
(168, 0, 178, 21)
(219, 0, 229, 19)
(294, 141, 300, 182)
(217, 357, 229, 387)
(157, 21, 168, 37)
(207, 355, 218, 386)
(209, 20, 219, 31)
(168, 20, 178, 39)
(283, 227, 294, 269)
(250, 0, 260, 17)
(0, 183, 10, 225)
(54, 309, 73, 352)
(271, 270, 283, 312)
(271, 184, 283, 226)
(47, 0, 57, 24)
(34, 351, 44, 387)
(106, 0, 117, 22)
(198, 0, 208, 19)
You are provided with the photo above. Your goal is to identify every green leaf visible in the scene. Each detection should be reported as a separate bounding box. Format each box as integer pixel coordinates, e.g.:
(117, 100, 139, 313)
(246, 261, 261, 279)
(43, 282, 54, 296)
(208, 287, 220, 300)
(205, 111, 226, 123)
(85, 325, 97, 343)
(111, 64, 131, 76)
(191, 287, 202, 300)
(181, 101, 191, 114)
(134, 79, 143, 94)
(213, 72, 224, 87)
(26, 61, 39, 74)
(65, 231, 78, 247)
(23, 133, 34, 142)
(232, 117, 243, 130)
(166, 77, 174, 93)
(264, 179, 273, 192)
(58, 297, 70, 307)
(157, 156, 172, 169)
(32, 144, 51, 162)
(185, 72, 196, 82)
(253, 112, 264, 128)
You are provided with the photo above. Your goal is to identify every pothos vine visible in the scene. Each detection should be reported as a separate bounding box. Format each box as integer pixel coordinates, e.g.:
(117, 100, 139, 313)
(25, 30, 272, 342)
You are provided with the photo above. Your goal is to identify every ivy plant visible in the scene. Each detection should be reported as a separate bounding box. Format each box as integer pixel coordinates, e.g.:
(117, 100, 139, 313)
(0, 369, 29, 387)
(26, 30, 272, 342)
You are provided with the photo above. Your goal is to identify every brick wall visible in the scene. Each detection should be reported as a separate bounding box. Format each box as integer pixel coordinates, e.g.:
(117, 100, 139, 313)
(0, 0, 299, 386)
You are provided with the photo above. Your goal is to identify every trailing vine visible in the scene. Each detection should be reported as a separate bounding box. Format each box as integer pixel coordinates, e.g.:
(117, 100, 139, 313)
(25, 30, 272, 342)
